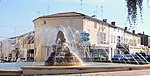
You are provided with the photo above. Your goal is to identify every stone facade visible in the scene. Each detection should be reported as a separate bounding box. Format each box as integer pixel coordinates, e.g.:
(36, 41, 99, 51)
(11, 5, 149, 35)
(0, 31, 34, 61)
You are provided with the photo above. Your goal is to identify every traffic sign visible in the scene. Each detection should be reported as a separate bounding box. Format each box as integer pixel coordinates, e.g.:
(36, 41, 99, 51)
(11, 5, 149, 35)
(80, 32, 90, 42)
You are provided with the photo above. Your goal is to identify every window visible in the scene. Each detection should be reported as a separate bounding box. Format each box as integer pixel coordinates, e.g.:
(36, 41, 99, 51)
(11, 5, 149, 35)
(41, 20, 46, 25)
(134, 40, 136, 46)
(97, 32, 106, 44)
(10, 40, 15, 45)
(117, 36, 121, 43)
(111, 35, 113, 43)
(94, 22, 97, 29)
(124, 38, 127, 44)
(97, 32, 100, 44)
(28, 36, 34, 44)
(120, 37, 123, 43)
(103, 33, 106, 42)
(129, 39, 132, 45)
(83, 20, 86, 26)
(114, 36, 116, 43)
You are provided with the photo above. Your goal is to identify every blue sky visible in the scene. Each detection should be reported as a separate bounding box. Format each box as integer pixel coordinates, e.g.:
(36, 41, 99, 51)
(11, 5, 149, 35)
(0, 0, 150, 40)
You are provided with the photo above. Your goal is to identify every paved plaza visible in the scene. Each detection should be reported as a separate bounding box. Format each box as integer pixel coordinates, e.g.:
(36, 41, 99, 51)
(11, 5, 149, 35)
(79, 69, 150, 76)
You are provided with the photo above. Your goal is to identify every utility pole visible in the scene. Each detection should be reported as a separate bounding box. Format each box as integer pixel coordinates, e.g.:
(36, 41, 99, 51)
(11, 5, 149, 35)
(47, 0, 50, 14)
(96, 6, 97, 17)
(38, 11, 40, 16)
(80, 0, 83, 12)
(101, 6, 103, 19)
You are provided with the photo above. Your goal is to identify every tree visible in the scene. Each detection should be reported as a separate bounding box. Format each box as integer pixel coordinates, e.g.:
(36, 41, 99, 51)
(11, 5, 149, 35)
(126, 0, 149, 25)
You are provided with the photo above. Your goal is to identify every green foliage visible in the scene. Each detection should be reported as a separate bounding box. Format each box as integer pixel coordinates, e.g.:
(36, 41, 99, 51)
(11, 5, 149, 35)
(126, 0, 143, 25)
(81, 37, 89, 42)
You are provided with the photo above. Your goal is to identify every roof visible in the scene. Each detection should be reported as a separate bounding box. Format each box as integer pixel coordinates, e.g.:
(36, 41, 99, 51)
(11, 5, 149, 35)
(9, 31, 35, 40)
(33, 12, 110, 25)
(137, 33, 149, 37)
(33, 12, 85, 22)
(124, 30, 141, 37)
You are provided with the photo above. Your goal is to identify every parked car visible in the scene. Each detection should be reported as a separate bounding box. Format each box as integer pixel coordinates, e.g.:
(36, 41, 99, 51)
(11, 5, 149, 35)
(124, 54, 133, 61)
(111, 54, 125, 60)
(17, 57, 26, 62)
(3, 57, 11, 62)
(27, 57, 34, 62)
(146, 55, 150, 62)
(135, 52, 147, 60)
(133, 52, 149, 63)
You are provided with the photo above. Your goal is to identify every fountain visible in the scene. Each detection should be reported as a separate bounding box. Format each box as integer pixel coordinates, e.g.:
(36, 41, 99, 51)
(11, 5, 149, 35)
(45, 31, 82, 66)
(115, 42, 149, 64)
(33, 25, 86, 66)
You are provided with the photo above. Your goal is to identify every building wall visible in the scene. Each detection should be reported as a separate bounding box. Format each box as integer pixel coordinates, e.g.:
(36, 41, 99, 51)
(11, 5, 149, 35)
(134, 35, 141, 46)
(34, 14, 113, 61)
(124, 32, 133, 46)
(0, 31, 34, 61)
(22, 32, 34, 58)
(148, 36, 150, 48)
(124, 32, 142, 54)
(130, 35, 142, 54)
(0, 41, 2, 57)
(141, 35, 148, 46)
(82, 18, 111, 60)
(116, 28, 124, 43)
(83, 19, 109, 46)
(109, 27, 116, 59)
(109, 26, 125, 58)
(34, 17, 83, 31)
(1, 39, 14, 58)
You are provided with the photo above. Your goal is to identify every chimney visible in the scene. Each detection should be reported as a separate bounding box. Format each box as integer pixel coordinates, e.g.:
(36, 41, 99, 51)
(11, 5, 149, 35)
(103, 19, 107, 22)
(124, 27, 127, 31)
(132, 30, 135, 34)
(111, 22, 115, 26)
(143, 31, 145, 35)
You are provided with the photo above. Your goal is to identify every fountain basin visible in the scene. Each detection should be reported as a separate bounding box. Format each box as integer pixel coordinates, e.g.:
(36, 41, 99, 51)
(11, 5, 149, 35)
(0, 70, 22, 75)
(0, 63, 150, 75)
(21, 65, 150, 75)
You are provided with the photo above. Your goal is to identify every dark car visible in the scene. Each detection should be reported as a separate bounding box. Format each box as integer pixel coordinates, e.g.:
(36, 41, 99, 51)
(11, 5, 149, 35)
(27, 57, 34, 62)
(134, 52, 149, 63)
(112, 54, 125, 60)
(17, 57, 26, 62)
(146, 55, 150, 62)
(124, 54, 133, 61)
(135, 52, 147, 60)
